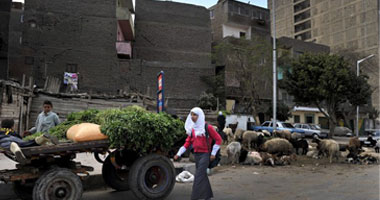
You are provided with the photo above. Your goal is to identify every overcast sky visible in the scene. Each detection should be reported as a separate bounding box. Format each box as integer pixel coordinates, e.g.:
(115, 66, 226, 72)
(12, 0, 268, 9)
(162, 0, 268, 8)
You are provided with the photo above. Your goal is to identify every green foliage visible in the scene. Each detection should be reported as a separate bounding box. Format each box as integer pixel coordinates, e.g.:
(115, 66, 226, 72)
(24, 105, 186, 153)
(282, 53, 372, 137)
(198, 92, 217, 110)
(265, 103, 292, 122)
(100, 108, 185, 153)
(212, 36, 274, 115)
(67, 109, 100, 123)
(23, 132, 43, 141)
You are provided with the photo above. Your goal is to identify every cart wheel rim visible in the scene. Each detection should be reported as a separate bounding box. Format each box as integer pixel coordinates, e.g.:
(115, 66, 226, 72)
(46, 179, 74, 200)
(143, 166, 169, 194)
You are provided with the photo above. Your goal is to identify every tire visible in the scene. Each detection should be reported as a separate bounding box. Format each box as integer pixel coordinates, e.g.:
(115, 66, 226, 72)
(128, 154, 176, 200)
(102, 155, 130, 191)
(312, 133, 318, 138)
(13, 180, 34, 200)
(33, 168, 83, 200)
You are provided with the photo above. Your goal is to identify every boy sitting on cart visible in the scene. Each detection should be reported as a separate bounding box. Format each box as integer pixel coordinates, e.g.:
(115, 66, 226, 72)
(0, 119, 58, 164)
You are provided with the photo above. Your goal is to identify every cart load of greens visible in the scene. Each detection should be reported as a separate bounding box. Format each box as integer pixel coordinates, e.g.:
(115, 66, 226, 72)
(24, 106, 186, 153)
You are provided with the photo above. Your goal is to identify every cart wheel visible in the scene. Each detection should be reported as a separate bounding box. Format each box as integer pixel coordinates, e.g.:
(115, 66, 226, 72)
(33, 168, 83, 200)
(128, 154, 176, 200)
(102, 155, 130, 191)
(13, 181, 34, 200)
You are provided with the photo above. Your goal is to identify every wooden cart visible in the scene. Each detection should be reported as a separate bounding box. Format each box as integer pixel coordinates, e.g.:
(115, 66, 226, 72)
(0, 140, 176, 200)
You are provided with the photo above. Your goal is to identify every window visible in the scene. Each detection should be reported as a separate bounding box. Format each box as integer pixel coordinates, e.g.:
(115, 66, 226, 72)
(283, 123, 295, 128)
(294, 115, 300, 123)
(305, 114, 314, 124)
(262, 122, 270, 126)
(239, 32, 246, 38)
(210, 9, 214, 19)
(66, 64, 78, 73)
(303, 124, 310, 129)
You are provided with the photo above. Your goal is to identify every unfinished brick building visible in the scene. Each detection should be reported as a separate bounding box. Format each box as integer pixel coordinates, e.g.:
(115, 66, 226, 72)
(7, 0, 213, 108)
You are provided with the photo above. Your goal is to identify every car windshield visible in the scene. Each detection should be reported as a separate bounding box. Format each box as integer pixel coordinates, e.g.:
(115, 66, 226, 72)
(311, 125, 321, 130)
(282, 123, 294, 128)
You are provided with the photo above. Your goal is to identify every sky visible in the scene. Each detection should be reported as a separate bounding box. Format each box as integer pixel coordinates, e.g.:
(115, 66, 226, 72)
(12, 0, 268, 9)
(165, 0, 268, 9)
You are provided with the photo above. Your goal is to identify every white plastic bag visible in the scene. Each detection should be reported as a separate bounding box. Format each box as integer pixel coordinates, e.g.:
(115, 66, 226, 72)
(176, 171, 194, 183)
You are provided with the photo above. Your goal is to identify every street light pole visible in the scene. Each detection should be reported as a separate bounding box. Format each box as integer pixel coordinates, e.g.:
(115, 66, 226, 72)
(356, 54, 375, 137)
(272, 0, 277, 131)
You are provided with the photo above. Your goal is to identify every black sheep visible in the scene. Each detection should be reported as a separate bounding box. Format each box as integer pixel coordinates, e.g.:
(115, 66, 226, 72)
(291, 139, 309, 155)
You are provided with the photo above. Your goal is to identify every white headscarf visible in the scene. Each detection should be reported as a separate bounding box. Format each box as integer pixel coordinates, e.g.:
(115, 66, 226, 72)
(185, 107, 206, 137)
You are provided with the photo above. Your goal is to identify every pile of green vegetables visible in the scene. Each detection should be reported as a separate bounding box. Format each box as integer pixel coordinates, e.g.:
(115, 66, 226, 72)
(24, 106, 186, 153)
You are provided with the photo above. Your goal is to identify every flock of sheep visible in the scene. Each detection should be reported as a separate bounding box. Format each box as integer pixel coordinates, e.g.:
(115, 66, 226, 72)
(221, 127, 380, 167)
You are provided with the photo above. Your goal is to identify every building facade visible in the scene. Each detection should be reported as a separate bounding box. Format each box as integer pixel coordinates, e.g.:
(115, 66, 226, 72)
(269, 0, 380, 111)
(210, 0, 330, 125)
(5, 0, 213, 108)
(0, 0, 11, 79)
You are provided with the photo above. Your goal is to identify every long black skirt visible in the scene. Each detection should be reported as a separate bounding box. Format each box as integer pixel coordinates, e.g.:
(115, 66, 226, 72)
(191, 152, 213, 200)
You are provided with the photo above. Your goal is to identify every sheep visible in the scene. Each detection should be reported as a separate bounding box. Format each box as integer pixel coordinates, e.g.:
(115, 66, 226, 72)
(226, 142, 241, 164)
(306, 150, 319, 159)
(261, 138, 294, 156)
(273, 130, 292, 141)
(234, 128, 245, 143)
(291, 132, 303, 140)
(290, 139, 309, 155)
(259, 152, 275, 167)
(262, 130, 271, 137)
(242, 131, 264, 150)
(277, 154, 297, 165)
(359, 152, 380, 164)
(313, 138, 340, 163)
(348, 137, 361, 150)
(223, 127, 234, 144)
(243, 151, 262, 165)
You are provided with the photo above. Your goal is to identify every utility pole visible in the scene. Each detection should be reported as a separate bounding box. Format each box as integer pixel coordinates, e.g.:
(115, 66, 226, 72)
(272, 0, 277, 130)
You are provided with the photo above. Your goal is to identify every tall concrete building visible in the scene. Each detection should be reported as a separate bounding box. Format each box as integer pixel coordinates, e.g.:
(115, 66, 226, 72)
(269, 0, 380, 111)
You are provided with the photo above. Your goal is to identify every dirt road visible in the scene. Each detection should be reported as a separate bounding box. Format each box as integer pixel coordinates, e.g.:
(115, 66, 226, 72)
(84, 157, 379, 200)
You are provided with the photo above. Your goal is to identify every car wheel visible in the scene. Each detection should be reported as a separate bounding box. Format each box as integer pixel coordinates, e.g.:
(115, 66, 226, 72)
(312, 133, 318, 139)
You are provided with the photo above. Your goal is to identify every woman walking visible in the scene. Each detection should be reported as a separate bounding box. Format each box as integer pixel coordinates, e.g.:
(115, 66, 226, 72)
(174, 107, 222, 200)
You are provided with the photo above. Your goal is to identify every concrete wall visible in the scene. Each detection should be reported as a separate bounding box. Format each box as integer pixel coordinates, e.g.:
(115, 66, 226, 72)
(269, 0, 380, 111)
(210, 0, 270, 42)
(0, 0, 11, 79)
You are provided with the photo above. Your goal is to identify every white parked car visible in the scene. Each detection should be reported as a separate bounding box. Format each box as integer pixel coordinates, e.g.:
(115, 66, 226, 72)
(294, 123, 328, 138)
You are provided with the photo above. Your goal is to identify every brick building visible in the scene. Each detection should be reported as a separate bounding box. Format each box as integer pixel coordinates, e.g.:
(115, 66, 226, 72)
(0, 0, 11, 79)
(6, 0, 213, 108)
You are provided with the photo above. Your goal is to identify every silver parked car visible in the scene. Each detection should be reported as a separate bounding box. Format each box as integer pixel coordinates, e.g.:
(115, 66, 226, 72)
(334, 126, 353, 137)
(294, 123, 328, 138)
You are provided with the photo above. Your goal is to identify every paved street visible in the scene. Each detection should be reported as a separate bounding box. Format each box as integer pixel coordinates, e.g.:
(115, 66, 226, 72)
(83, 159, 380, 200)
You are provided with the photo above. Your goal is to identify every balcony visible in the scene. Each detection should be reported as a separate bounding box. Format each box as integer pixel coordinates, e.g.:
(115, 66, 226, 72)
(116, 41, 132, 58)
(117, 7, 134, 40)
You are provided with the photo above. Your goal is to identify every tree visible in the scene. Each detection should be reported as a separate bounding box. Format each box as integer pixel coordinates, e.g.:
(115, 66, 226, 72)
(265, 103, 292, 122)
(282, 53, 372, 138)
(213, 36, 273, 124)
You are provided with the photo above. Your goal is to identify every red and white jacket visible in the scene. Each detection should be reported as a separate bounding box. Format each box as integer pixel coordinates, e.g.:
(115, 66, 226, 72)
(177, 124, 222, 156)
